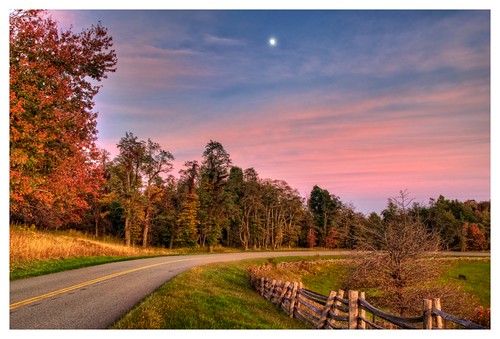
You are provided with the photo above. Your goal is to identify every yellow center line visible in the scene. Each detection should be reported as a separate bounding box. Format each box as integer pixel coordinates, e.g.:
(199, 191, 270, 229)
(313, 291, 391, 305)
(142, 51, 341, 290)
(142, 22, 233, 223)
(10, 257, 203, 310)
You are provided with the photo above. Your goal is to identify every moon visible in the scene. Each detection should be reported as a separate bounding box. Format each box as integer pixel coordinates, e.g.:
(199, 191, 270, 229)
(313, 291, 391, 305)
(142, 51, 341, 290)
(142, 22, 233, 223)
(269, 37, 277, 46)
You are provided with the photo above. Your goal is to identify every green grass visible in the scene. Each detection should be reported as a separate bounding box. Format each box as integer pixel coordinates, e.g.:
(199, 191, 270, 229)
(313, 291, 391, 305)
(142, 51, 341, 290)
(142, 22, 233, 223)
(111, 256, 489, 329)
(294, 258, 490, 309)
(301, 261, 349, 296)
(111, 259, 311, 329)
(438, 259, 490, 307)
(10, 255, 159, 280)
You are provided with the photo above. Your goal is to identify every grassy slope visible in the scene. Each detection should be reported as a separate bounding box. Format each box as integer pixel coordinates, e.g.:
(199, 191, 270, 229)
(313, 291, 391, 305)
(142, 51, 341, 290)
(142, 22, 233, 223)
(112, 256, 489, 329)
(9, 226, 238, 280)
(10, 226, 170, 280)
(111, 259, 310, 329)
(10, 255, 157, 280)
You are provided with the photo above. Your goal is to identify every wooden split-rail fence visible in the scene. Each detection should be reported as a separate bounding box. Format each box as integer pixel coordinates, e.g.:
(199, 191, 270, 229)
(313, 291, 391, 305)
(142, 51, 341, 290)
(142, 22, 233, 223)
(251, 276, 486, 329)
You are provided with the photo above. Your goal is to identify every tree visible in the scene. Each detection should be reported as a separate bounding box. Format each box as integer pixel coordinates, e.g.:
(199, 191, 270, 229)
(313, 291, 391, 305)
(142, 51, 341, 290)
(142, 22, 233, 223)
(155, 175, 179, 249)
(239, 168, 263, 250)
(465, 223, 487, 251)
(176, 161, 200, 247)
(178, 160, 199, 195)
(111, 132, 146, 246)
(10, 10, 117, 228)
(198, 140, 232, 251)
(90, 148, 115, 237)
(259, 179, 304, 249)
(225, 166, 245, 247)
(304, 214, 318, 248)
(140, 139, 174, 247)
(110, 133, 174, 247)
(308, 185, 341, 247)
(176, 193, 200, 247)
(337, 203, 364, 249)
(351, 190, 441, 316)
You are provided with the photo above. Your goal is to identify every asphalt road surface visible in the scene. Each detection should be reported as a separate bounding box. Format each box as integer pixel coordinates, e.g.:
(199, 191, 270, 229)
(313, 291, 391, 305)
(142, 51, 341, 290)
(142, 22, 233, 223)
(10, 250, 489, 329)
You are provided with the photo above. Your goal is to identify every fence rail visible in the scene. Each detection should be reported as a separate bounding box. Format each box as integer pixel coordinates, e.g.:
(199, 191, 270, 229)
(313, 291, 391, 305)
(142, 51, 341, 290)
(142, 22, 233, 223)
(250, 275, 486, 329)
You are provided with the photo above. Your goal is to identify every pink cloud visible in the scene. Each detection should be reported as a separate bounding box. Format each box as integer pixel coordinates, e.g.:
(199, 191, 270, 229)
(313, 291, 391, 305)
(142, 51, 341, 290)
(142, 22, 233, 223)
(97, 74, 489, 213)
(150, 81, 487, 212)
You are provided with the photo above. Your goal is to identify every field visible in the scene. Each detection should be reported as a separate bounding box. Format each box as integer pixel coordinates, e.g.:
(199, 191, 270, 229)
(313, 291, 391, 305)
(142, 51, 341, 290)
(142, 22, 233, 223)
(112, 256, 489, 329)
(111, 259, 310, 329)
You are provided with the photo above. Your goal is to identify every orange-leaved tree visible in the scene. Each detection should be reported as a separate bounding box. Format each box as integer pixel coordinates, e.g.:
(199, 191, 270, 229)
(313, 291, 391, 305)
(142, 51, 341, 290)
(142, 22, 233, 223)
(10, 10, 117, 228)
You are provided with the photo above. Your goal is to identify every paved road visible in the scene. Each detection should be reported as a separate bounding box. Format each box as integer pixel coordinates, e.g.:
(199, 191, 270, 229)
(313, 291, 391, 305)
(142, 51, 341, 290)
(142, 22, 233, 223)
(10, 250, 489, 329)
(10, 251, 347, 329)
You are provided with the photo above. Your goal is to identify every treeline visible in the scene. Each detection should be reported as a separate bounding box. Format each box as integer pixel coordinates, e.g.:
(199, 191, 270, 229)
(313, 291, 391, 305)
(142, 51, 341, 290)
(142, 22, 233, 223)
(9, 11, 490, 252)
(16, 130, 492, 252)
(90, 134, 310, 250)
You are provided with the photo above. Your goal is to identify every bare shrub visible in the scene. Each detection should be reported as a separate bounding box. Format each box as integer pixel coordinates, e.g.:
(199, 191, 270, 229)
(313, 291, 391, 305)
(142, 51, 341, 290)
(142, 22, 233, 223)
(349, 190, 441, 316)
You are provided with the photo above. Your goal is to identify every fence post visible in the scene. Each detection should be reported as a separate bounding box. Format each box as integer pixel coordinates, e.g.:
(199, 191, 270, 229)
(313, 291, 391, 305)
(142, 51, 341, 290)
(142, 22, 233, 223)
(293, 282, 303, 316)
(423, 299, 433, 329)
(289, 282, 299, 318)
(266, 279, 276, 300)
(330, 289, 344, 327)
(315, 290, 337, 328)
(277, 281, 291, 306)
(259, 277, 265, 295)
(433, 298, 443, 329)
(272, 280, 280, 303)
(358, 291, 366, 329)
(348, 290, 359, 329)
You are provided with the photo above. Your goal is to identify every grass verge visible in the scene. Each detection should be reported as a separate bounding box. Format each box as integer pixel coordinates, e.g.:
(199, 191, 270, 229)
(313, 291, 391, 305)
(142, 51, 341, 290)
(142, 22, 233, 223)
(10, 225, 172, 280)
(10, 255, 158, 280)
(111, 259, 311, 329)
(10, 225, 237, 280)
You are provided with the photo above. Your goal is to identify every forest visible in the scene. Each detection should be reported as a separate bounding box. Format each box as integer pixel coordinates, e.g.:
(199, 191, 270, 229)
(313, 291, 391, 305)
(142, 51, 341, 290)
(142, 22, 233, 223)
(9, 10, 490, 252)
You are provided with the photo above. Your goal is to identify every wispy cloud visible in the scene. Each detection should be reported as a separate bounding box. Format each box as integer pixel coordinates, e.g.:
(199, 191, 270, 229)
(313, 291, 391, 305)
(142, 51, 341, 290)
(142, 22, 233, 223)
(204, 33, 244, 46)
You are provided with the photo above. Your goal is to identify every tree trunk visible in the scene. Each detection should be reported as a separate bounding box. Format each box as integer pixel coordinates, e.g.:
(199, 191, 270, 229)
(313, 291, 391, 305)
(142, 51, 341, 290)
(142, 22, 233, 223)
(142, 206, 150, 248)
(125, 215, 131, 247)
(94, 202, 100, 238)
(95, 215, 99, 238)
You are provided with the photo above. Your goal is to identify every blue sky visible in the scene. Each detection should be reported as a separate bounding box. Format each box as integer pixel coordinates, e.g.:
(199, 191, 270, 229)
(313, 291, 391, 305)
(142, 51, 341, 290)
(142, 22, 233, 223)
(4, 4, 492, 214)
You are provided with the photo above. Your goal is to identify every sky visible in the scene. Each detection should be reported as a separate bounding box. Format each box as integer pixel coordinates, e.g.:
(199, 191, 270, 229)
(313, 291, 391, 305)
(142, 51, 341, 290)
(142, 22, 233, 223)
(4, 2, 492, 218)
(43, 8, 492, 215)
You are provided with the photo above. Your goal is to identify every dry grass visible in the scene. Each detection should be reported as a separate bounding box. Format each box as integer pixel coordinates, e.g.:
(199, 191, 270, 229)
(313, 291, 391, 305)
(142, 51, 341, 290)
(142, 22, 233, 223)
(10, 224, 241, 279)
(10, 225, 171, 266)
(248, 258, 355, 284)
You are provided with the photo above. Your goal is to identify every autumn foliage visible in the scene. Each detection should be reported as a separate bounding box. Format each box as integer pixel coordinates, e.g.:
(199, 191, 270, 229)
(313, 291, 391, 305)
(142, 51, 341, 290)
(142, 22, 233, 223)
(465, 223, 487, 251)
(9, 10, 117, 228)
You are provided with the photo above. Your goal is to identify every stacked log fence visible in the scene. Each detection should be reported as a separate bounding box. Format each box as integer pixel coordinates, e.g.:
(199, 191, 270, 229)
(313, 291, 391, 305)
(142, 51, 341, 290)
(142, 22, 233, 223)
(250, 276, 486, 329)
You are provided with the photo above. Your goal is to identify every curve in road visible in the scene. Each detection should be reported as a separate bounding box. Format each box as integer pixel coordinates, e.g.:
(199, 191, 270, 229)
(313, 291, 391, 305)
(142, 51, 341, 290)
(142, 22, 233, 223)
(10, 250, 489, 329)
(10, 250, 343, 329)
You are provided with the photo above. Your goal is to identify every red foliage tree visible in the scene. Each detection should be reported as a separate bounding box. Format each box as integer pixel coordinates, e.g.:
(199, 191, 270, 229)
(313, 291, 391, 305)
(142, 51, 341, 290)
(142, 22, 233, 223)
(306, 228, 318, 248)
(324, 229, 339, 249)
(465, 223, 487, 251)
(10, 10, 117, 228)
